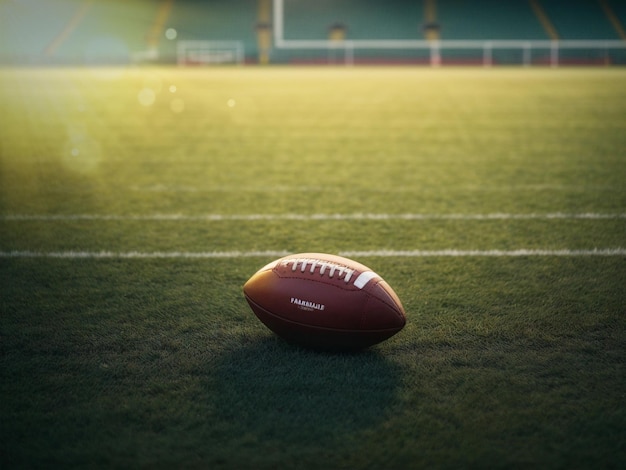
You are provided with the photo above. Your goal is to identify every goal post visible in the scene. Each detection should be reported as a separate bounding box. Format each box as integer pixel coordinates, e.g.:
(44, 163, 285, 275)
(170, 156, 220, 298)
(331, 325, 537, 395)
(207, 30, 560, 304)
(177, 41, 244, 66)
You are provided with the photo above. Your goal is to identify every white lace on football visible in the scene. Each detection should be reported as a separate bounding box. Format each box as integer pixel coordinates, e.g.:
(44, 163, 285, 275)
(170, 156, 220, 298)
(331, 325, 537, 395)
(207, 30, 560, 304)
(282, 258, 355, 283)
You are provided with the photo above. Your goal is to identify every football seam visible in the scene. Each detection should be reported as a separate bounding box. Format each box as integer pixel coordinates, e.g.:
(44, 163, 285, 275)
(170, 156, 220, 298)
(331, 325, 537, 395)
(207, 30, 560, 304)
(370, 282, 406, 319)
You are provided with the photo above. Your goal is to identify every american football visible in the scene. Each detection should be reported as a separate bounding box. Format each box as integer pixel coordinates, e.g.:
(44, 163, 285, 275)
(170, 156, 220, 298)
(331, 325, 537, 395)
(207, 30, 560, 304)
(243, 253, 406, 350)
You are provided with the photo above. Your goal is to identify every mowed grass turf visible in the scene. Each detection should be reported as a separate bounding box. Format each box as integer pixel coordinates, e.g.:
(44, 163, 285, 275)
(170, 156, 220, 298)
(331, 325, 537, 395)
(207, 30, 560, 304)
(1, 67, 625, 469)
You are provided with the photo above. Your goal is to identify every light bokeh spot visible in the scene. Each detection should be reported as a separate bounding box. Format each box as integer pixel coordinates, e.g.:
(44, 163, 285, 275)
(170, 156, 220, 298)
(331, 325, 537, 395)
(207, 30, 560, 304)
(138, 88, 156, 106)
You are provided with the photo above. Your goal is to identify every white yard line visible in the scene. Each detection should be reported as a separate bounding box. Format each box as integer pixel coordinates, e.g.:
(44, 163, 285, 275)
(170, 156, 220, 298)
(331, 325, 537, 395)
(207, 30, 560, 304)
(2, 213, 625, 221)
(128, 184, 622, 193)
(1, 249, 624, 259)
(0, 250, 292, 259)
(340, 248, 626, 257)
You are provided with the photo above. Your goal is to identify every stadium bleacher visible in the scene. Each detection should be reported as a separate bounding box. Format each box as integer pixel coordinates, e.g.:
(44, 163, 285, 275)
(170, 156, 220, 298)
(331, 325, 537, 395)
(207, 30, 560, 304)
(608, 0, 626, 32)
(436, 0, 547, 40)
(0, 0, 624, 65)
(283, 0, 423, 41)
(542, 0, 620, 39)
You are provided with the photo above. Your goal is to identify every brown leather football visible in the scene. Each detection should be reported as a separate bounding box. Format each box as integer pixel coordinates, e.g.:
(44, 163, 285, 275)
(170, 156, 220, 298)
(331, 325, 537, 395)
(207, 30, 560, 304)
(243, 253, 406, 350)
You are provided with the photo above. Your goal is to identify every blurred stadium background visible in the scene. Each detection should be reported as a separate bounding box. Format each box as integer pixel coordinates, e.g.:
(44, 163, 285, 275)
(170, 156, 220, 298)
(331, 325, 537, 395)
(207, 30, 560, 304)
(2, 1, 626, 469)
(1, 0, 626, 67)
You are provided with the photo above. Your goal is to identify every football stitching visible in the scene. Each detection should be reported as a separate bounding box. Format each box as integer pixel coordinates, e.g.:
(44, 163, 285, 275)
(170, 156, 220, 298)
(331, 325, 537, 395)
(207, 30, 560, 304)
(280, 258, 357, 283)
(272, 258, 404, 317)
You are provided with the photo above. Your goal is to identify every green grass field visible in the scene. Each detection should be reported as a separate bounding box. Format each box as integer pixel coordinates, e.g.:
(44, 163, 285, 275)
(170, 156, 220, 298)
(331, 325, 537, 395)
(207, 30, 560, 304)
(1, 66, 625, 469)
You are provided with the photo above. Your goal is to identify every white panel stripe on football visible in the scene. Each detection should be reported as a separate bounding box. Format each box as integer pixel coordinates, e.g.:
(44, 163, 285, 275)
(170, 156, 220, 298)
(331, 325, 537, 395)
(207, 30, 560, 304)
(1, 248, 624, 259)
(1, 213, 624, 222)
(353, 271, 379, 289)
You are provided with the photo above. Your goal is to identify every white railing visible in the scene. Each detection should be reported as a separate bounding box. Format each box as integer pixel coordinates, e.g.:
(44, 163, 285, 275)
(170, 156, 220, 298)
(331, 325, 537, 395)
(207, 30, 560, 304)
(272, 0, 626, 66)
